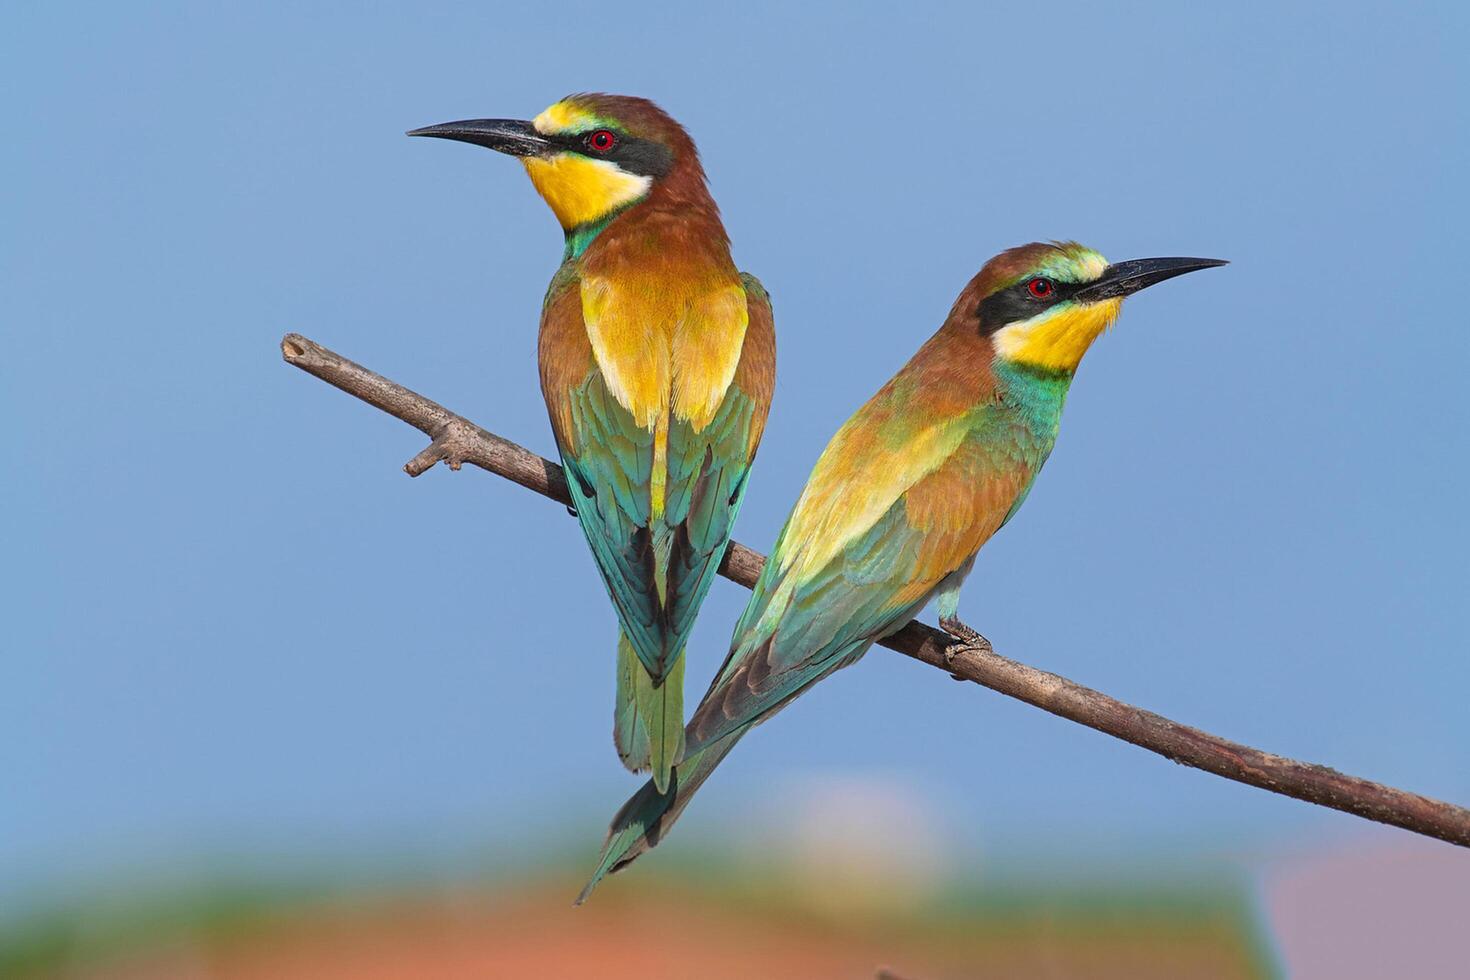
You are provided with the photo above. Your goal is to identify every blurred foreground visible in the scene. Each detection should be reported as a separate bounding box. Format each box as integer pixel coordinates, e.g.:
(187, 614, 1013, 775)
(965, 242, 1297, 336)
(9, 803, 1470, 978)
(3, 865, 1270, 980)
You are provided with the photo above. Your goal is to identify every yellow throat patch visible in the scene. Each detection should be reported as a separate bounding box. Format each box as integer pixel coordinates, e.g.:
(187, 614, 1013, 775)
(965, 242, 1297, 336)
(992, 298, 1123, 373)
(522, 155, 651, 230)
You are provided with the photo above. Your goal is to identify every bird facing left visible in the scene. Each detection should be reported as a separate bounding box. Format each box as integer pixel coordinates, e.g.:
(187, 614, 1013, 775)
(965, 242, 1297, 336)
(409, 95, 777, 792)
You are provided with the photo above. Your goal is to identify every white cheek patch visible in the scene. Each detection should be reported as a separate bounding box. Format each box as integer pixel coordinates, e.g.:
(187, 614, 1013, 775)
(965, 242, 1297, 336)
(991, 319, 1033, 360)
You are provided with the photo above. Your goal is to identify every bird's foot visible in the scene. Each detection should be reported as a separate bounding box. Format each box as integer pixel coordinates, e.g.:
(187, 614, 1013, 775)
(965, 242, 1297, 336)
(939, 616, 992, 679)
(566, 504, 579, 518)
(939, 615, 991, 650)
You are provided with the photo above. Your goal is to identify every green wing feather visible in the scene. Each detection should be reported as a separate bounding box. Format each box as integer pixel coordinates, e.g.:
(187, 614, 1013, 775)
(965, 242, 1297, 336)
(556, 290, 764, 681)
(560, 381, 666, 655)
(685, 486, 943, 754)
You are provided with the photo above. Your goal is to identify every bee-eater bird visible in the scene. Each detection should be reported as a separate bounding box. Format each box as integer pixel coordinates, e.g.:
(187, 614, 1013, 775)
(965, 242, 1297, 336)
(577, 241, 1225, 900)
(409, 95, 776, 791)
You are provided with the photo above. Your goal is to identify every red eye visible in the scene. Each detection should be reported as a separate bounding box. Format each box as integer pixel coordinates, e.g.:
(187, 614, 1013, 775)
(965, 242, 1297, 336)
(586, 129, 617, 153)
(1027, 277, 1055, 299)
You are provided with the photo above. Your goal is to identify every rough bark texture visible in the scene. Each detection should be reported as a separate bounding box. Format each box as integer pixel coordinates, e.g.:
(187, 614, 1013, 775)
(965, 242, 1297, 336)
(282, 332, 1470, 849)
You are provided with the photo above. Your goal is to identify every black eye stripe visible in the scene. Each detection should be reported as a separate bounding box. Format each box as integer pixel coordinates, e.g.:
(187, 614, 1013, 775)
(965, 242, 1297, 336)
(977, 277, 1082, 334)
(544, 129, 674, 178)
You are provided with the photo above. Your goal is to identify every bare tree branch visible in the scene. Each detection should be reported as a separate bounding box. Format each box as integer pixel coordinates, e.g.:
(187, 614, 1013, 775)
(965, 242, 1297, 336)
(281, 332, 1470, 849)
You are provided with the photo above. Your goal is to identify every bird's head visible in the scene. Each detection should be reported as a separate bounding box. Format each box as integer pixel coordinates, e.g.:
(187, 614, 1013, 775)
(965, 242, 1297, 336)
(962, 242, 1226, 374)
(409, 94, 701, 234)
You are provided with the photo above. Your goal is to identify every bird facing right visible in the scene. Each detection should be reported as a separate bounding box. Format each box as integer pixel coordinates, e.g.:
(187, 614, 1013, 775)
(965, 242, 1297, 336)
(578, 240, 1227, 901)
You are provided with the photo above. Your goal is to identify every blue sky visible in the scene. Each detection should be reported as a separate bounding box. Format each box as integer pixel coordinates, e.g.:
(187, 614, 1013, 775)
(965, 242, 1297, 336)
(4, 2, 1468, 898)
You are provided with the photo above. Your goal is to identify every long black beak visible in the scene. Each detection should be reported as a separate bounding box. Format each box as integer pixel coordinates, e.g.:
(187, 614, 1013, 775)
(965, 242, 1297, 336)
(405, 118, 551, 157)
(1074, 256, 1229, 302)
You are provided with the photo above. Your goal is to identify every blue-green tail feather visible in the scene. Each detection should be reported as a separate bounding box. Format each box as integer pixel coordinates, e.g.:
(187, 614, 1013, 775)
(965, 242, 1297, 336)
(613, 634, 651, 771)
(576, 731, 742, 904)
(613, 634, 685, 791)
